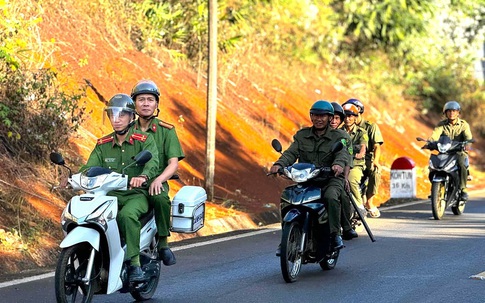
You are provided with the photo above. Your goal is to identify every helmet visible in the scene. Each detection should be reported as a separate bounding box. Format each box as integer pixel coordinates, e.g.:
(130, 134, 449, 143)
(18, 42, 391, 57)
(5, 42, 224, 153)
(331, 102, 345, 121)
(310, 100, 334, 116)
(105, 94, 136, 135)
(131, 80, 160, 102)
(342, 103, 359, 116)
(443, 101, 460, 114)
(343, 98, 364, 114)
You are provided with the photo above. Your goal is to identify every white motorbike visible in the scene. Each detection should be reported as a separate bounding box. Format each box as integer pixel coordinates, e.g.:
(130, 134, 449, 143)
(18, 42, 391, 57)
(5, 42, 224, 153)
(50, 150, 161, 302)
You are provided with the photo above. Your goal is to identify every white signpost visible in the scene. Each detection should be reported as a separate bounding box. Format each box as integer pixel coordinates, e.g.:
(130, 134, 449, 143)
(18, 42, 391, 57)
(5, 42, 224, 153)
(390, 157, 416, 199)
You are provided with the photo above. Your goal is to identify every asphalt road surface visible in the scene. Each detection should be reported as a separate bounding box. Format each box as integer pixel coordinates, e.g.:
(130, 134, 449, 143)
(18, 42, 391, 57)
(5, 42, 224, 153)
(1, 191, 485, 303)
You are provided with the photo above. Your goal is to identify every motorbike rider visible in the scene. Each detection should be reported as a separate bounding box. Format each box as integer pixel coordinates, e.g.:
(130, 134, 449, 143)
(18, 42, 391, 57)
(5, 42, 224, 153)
(429, 100, 473, 200)
(341, 103, 368, 215)
(80, 93, 160, 282)
(330, 102, 358, 240)
(343, 98, 384, 218)
(131, 79, 185, 266)
(270, 100, 349, 251)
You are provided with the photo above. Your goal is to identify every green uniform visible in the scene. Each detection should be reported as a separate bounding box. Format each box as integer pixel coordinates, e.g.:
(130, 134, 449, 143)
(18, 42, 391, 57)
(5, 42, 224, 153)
(430, 118, 473, 189)
(341, 124, 368, 208)
(357, 119, 384, 196)
(334, 129, 354, 233)
(274, 126, 348, 235)
(135, 118, 185, 238)
(80, 128, 159, 260)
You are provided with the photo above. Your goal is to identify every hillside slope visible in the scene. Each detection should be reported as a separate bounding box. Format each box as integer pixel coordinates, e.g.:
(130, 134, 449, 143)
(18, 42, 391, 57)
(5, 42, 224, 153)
(1, 1, 484, 277)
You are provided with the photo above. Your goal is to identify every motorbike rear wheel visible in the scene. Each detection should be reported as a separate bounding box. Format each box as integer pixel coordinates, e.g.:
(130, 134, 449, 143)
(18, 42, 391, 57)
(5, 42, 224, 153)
(451, 202, 466, 215)
(55, 243, 95, 303)
(319, 250, 340, 270)
(130, 254, 161, 301)
(280, 221, 303, 283)
(431, 182, 446, 220)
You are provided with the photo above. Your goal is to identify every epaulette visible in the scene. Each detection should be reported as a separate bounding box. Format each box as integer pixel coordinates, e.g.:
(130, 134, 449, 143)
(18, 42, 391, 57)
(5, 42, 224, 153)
(131, 133, 148, 142)
(97, 136, 114, 145)
(159, 120, 174, 130)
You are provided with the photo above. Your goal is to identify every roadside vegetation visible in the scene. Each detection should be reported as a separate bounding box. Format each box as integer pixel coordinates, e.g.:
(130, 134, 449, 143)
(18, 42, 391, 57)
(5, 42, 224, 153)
(0, 0, 484, 274)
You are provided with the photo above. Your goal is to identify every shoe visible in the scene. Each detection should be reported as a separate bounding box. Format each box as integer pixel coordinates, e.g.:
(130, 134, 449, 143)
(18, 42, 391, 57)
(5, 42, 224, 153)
(460, 191, 468, 201)
(129, 266, 145, 282)
(467, 175, 473, 181)
(331, 235, 344, 250)
(342, 229, 358, 240)
(367, 207, 381, 218)
(158, 247, 176, 266)
(275, 244, 281, 257)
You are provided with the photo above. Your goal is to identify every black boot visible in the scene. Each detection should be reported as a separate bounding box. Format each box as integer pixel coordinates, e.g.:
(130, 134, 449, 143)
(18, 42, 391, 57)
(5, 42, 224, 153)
(158, 247, 177, 266)
(331, 234, 344, 250)
(129, 266, 145, 282)
(342, 229, 358, 240)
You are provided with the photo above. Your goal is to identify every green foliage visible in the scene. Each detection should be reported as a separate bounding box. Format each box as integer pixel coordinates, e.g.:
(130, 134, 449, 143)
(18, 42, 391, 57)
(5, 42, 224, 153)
(0, 64, 87, 160)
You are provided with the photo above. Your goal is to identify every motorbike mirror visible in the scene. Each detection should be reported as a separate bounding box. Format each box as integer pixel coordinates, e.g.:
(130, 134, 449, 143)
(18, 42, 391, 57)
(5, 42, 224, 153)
(271, 139, 283, 153)
(50, 152, 65, 165)
(331, 141, 344, 153)
(133, 150, 152, 165)
(416, 137, 427, 142)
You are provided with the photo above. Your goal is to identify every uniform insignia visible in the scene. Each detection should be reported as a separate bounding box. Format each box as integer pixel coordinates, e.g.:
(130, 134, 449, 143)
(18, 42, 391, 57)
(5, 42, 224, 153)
(97, 136, 114, 145)
(159, 120, 174, 130)
(131, 133, 147, 142)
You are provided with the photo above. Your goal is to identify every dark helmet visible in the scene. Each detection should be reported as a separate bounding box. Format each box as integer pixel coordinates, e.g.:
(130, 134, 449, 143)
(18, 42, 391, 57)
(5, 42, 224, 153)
(131, 80, 160, 102)
(310, 100, 334, 116)
(343, 98, 364, 114)
(105, 94, 136, 135)
(331, 102, 345, 121)
(342, 103, 360, 117)
(443, 101, 460, 114)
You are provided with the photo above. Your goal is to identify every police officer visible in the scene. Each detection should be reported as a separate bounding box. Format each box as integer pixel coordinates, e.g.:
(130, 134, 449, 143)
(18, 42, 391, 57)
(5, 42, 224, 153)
(80, 93, 159, 282)
(330, 102, 358, 240)
(343, 98, 384, 218)
(270, 100, 349, 250)
(341, 103, 368, 214)
(131, 80, 185, 266)
(429, 101, 473, 200)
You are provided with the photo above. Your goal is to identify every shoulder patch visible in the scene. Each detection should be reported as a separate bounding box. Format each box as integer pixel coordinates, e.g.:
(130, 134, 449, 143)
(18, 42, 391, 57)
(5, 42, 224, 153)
(131, 133, 148, 142)
(97, 136, 113, 145)
(159, 120, 174, 130)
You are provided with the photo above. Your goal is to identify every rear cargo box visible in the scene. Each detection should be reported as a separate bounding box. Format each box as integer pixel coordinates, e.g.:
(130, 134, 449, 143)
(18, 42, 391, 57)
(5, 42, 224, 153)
(171, 186, 206, 233)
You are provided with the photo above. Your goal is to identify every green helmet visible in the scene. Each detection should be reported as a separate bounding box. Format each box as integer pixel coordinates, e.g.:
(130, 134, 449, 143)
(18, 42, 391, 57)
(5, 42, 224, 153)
(131, 80, 160, 102)
(310, 100, 334, 116)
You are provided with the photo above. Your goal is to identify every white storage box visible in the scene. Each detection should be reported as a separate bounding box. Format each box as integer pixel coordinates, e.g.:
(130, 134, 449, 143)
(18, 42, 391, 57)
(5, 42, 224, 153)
(171, 186, 206, 233)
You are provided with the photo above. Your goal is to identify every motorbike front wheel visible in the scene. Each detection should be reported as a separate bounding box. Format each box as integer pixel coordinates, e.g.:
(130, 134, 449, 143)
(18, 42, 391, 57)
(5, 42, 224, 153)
(55, 243, 95, 303)
(280, 221, 303, 283)
(430, 182, 446, 220)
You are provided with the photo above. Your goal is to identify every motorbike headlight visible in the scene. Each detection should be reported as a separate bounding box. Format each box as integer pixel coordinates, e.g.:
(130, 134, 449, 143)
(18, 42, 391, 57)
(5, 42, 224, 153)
(437, 141, 451, 153)
(428, 159, 435, 170)
(85, 200, 113, 231)
(80, 174, 109, 190)
(285, 167, 320, 182)
(60, 206, 77, 230)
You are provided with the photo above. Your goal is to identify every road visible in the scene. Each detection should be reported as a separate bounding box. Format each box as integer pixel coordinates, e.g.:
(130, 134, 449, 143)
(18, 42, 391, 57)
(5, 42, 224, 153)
(1, 191, 485, 303)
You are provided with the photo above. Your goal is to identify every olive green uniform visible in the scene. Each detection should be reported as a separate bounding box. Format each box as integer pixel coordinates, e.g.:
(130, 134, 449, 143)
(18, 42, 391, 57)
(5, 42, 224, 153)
(357, 119, 384, 197)
(135, 118, 185, 238)
(80, 128, 159, 260)
(430, 118, 473, 190)
(274, 126, 348, 235)
(341, 124, 368, 209)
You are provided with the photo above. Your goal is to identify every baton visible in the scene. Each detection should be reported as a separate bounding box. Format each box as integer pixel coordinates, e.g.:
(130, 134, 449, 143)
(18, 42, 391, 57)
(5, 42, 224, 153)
(346, 190, 376, 242)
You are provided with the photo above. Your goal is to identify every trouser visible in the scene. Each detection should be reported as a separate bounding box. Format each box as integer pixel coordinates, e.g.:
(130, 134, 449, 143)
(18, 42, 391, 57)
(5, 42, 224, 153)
(364, 164, 381, 198)
(457, 152, 468, 189)
(148, 182, 172, 237)
(321, 177, 344, 235)
(340, 190, 353, 232)
(348, 165, 365, 208)
(111, 189, 149, 260)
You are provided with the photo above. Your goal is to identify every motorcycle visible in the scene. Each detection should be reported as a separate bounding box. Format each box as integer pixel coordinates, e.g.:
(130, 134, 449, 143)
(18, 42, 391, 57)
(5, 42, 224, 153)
(416, 135, 474, 220)
(269, 139, 346, 283)
(50, 150, 161, 302)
